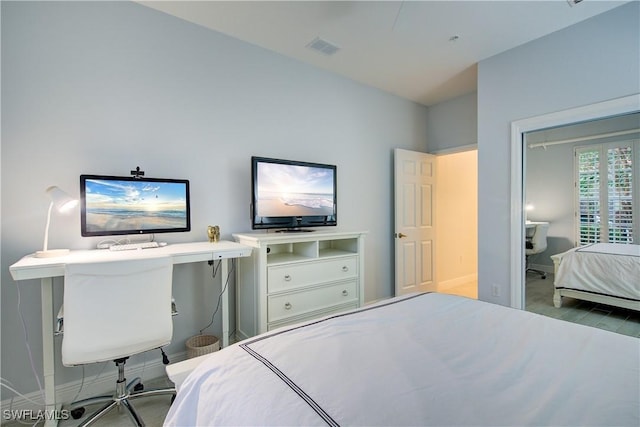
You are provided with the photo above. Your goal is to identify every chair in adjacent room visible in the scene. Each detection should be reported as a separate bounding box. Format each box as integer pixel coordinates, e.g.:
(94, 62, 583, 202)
(62, 256, 176, 427)
(525, 223, 549, 279)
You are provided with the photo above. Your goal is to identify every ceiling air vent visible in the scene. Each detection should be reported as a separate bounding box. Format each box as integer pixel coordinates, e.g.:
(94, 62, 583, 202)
(306, 37, 340, 56)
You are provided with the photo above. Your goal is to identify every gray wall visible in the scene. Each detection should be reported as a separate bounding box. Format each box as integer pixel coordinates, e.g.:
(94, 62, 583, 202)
(426, 92, 477, 154)
(525, 141, 576, 265)
(1, 1, 428, 399)
(477, 1, 640, 305)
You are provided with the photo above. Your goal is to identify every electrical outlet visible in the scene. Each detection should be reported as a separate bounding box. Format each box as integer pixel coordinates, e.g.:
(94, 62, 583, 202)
(492, 284, 501, 297)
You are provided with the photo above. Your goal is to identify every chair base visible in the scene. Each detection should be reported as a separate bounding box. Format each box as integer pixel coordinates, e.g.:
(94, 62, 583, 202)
(525, 254, 547, 280)
(526, 268, 547, 280)
(68, 358, 175, 427)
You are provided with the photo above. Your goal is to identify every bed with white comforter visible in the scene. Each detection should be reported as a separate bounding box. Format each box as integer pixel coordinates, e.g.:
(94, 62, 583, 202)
(551, 243, 640, 310)
(164, 292, 639, 426)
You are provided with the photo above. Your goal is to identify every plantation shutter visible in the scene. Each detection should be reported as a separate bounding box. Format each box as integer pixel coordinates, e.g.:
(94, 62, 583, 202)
(576, 148, 601, 244)
(607, 144, 633, 243)
(575, 141, 636, 245)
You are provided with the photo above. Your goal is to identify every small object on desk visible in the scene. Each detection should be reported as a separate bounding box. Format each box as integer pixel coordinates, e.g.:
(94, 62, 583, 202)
(207, 225, 220, 243)
(109, 241, 160, 251)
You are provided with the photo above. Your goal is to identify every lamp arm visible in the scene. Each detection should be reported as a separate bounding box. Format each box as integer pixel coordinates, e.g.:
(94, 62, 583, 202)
(43, 201, 53, 252)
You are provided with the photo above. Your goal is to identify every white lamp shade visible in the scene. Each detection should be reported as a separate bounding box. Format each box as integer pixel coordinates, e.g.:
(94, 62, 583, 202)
(46, 186, 78, 212)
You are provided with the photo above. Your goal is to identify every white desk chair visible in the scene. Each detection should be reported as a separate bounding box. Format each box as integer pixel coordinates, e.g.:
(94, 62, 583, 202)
(525, 222, 549, 279)
(62, 256, 176, 427)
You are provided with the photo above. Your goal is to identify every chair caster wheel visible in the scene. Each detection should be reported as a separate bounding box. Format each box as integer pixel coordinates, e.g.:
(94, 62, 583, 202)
(134, 383, 144, 392)
(71, 407, 85, 420)
(542, 275, 547, 279)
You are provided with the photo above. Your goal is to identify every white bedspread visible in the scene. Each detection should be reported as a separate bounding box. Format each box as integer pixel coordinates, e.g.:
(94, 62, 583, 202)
(552, 243, 640, 300)
(164, 293, 639, 427)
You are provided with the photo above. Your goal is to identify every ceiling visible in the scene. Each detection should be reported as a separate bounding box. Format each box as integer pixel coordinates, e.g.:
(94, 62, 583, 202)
(139, 1, 629, 107)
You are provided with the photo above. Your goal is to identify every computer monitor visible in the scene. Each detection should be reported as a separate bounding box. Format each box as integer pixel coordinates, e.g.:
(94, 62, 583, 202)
(80, 174, 191, 237)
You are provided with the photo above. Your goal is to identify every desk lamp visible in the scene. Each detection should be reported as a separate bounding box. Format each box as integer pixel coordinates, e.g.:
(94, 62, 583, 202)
(35, 186, 78, 258)
(525, 203, 535, 222)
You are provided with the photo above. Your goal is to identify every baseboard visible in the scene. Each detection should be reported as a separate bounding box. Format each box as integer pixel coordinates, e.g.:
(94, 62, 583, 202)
(0, 350, 187, 418)
(437, 273, 478, 291)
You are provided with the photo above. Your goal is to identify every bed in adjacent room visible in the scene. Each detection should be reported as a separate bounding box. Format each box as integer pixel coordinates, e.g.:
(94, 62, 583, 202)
(551, 243, 640, 311)
(164, 292, 639, 426)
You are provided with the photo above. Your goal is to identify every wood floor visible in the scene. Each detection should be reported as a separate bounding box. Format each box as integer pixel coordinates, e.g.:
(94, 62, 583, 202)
(435, 281, 478, 300)
(525, 272, 640, 338)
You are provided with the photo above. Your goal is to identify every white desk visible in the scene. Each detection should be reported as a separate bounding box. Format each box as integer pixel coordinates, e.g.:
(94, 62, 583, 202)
(9, 241, 251, 424)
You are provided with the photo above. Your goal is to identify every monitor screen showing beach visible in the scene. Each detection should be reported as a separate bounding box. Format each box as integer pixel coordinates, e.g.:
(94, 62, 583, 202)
(84, 178, 189, 233)
(256, 162, 335, 218)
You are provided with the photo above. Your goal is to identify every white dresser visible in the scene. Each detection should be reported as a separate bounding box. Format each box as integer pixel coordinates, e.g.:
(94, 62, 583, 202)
(233, 230, 366, 340)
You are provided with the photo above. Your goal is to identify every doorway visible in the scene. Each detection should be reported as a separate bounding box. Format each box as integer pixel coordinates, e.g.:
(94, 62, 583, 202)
(393, 148, 478, 299)
(435, 149, 478, 299)
(509, 94, 639, 309)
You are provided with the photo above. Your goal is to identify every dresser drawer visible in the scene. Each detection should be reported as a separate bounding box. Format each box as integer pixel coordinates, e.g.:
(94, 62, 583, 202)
(268, 280, 358, 323)
(267, 257, 357, 292)
(268, 302, 359, 331)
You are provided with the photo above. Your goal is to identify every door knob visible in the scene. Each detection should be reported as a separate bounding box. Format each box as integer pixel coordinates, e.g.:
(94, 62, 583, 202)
(397, 233, 407, 238)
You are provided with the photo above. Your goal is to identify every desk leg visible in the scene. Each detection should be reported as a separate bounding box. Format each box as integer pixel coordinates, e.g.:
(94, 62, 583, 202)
(220, 259, 229, 348)
(41, 277, 60, 427)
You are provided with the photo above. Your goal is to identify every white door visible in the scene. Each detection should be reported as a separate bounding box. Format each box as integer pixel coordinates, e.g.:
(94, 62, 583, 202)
(394, 148, 437, 296)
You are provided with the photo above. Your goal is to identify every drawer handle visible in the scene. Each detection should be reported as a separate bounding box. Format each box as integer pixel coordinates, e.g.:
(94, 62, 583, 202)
(342, 266, 349, 272)
(342, 290, 349, 296)
(284, 302, 292, 310)
(284, 275, 292, 281)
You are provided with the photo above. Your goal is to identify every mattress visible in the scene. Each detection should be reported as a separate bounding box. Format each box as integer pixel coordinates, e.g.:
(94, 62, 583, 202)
(552, 243, 640, 301)
(164, 293, 639, 426)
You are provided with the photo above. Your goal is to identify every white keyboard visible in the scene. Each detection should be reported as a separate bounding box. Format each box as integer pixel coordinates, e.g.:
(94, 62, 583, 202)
(109, 242, 160, 251)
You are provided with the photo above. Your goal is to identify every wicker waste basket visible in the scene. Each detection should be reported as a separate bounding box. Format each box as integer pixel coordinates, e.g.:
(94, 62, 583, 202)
(186, 335, 220, 359)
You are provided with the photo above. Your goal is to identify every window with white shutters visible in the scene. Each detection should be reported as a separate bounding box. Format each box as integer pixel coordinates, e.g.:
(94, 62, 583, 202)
(608, 145, 633, 243)
(575, 141, 638, 245)
(577, 148, 601, 244)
